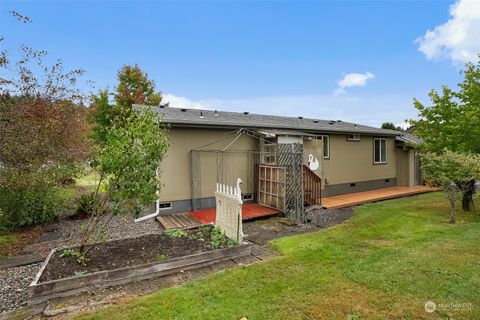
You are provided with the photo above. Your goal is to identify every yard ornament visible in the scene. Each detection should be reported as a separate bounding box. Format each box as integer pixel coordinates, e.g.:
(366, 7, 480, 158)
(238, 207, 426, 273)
(308, 154, 319, 171)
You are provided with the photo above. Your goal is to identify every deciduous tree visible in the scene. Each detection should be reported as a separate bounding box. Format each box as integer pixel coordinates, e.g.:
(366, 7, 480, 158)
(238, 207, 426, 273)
(0, 11, 89, 229)
(421, 150, 480, 223)
(409, 55, 480, 211)
(78, 107, 169, 257)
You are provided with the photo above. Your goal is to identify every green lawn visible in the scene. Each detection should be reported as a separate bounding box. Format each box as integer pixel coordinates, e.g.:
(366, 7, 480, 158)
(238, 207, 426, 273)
(76, 192, 480, 320)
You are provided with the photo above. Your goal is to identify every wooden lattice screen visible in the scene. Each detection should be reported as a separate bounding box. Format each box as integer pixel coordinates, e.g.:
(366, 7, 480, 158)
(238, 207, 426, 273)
(258, 164, 286, 212)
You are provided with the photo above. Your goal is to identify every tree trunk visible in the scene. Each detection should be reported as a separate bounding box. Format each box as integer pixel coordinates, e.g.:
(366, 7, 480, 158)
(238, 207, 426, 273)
(450, 201, 456, 224)
(461, 180, 476, 212)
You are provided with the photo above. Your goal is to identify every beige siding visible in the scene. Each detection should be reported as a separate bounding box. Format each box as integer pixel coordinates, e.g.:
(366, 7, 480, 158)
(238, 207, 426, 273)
(396, 148, 415, 187)
(322, 134, 396, 186)
(159, 128, 258, 202)
(159, 128, 398, 202)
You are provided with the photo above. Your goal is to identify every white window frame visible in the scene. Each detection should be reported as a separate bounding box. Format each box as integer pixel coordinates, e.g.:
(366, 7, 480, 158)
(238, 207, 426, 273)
(321, 135, 330, 159)
(158, 202, 173, 210)
(373, 138, 387, 164)
(347, 134, 360, 141)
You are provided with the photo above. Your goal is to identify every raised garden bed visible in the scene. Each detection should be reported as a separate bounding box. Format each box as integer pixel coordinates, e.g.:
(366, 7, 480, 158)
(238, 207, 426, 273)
(28, 226, 252, 305)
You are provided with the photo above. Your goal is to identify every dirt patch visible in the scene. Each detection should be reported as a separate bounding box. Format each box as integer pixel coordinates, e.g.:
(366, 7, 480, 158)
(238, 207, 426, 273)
(40, 225, 236, 282)
(0, 226, 44, 258)
(306, 206, 354, 228)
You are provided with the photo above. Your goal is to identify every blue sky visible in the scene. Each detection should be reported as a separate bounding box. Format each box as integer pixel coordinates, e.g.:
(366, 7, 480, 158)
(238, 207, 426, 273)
(1, 0, 479, 127)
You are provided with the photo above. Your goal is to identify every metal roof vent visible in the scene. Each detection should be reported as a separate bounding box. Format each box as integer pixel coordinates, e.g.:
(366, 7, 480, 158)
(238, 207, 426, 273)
(214, 110, 218, 116)
(181, 108, 187, 112)
(200, 111, 204, 119)
(328, 120, 335, 125)
(298, 116, 303, 119)
(243, 111, 249, 115)
(354, 124, 358, 128)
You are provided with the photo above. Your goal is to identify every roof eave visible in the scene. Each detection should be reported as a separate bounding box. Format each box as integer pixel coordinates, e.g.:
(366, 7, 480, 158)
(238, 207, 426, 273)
(165, 120, 399, 137)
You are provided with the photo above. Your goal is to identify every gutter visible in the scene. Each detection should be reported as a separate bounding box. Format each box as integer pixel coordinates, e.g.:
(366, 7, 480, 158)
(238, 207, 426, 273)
(165, 122, 399, 137)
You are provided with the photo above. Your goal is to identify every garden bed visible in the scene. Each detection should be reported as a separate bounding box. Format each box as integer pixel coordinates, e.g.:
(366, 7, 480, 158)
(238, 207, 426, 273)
(28, 226, 251, 305)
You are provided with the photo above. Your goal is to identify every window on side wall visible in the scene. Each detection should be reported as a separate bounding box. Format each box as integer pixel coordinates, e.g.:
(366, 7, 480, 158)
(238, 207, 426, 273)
(347, 134, 360, 141)
(322, 135, 330, 159)
(373, 138, 387, 164)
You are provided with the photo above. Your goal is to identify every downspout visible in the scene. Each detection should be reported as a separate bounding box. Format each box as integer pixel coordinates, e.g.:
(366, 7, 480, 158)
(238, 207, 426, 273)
(135, 167, 161, 223)
(134, 197, 160, 222)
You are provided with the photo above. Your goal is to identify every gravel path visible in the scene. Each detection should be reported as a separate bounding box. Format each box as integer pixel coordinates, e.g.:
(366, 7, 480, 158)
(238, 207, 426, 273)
(59, 214, 164, 247)
(0, 263, 40, 314)
(306, 207, 354, 227)
(0, 213, 163, 315)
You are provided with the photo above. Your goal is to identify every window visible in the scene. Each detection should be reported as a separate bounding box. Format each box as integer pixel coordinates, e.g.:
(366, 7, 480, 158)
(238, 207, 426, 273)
(374, 138, 387, 164)
(158, 202, 172, 210)
(242, 194, 254, 201)
(322, 135, 330, 159)
(347, 134, 360, 141)
(261, 137, 277, 164)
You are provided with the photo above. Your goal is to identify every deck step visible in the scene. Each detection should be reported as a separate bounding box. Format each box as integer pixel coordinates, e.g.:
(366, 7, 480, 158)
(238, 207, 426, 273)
(156, 212, 203, 230)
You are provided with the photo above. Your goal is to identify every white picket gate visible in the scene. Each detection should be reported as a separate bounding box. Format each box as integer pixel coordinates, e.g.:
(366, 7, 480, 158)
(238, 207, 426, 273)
(214, 178, 243, 243)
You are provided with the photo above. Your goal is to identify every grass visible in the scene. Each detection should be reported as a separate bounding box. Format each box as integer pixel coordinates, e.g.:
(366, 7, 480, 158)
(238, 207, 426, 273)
(62, 171, 100, 199)
(75, 192, 479, 319)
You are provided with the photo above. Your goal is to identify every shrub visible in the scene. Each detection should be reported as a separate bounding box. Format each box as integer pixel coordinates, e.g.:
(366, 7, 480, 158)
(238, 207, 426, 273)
(165, 229, 187, 238)
(210, 227, 237, 249)
(0, 182, 65, 230)
(72, 192, 106, 220)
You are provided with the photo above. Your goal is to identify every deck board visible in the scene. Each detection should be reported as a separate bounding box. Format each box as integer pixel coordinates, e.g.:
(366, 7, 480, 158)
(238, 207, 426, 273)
(191, 203, 281, 224)
(322, 186, 438, 209)
(156, 212, 203, 230)
(157, 204, 281, 229)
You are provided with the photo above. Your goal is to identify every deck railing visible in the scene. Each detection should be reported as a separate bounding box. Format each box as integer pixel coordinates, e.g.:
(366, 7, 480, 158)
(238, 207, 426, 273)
(302, 165, 322, 206)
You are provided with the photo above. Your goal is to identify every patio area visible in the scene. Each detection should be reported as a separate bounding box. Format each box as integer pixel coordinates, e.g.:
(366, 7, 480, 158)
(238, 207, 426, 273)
(321, 185, 438, 209)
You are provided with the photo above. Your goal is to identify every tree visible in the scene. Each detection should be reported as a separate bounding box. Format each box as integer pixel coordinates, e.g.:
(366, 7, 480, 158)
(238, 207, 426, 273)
(77, 107, 169, 257)
(89, 65, 165, 146)
(381, 122, 405, 131)
(115, 64, 164, 113)
(0, 12, 89, 229)
(409, 55, 480, 211)
(421, 150, 480, 223)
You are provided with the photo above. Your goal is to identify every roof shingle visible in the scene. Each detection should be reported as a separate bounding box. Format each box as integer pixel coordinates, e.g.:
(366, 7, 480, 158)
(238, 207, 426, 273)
(141, 106, 401, 136)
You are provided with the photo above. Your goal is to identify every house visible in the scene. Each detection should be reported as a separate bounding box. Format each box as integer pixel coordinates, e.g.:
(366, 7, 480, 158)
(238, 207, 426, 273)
(146, 106, 422, 217)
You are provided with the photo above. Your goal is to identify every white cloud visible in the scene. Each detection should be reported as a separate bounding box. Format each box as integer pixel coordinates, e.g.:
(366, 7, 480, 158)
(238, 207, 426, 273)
(417, 0, 480, 64)
(334, 72, 375, 95)
(162, 93, 211, 110)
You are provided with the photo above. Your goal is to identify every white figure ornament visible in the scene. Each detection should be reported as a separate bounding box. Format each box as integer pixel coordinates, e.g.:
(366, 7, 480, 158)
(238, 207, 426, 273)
(308, 154, 319, 171)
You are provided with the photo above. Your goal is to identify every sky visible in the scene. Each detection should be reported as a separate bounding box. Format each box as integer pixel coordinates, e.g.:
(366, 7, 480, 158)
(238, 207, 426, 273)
(1, 0, 480, 128)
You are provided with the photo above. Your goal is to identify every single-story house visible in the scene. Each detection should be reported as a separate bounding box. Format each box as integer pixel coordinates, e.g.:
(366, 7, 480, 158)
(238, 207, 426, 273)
(145, 106, 422, 216)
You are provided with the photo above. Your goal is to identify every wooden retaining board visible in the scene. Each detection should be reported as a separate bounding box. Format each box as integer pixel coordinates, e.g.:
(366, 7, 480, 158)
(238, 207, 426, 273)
(28, 242, 252, 306)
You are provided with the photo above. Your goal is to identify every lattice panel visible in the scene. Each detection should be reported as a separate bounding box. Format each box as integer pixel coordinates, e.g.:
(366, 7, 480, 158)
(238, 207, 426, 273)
(277, 143, 305, 223)
(258, 165, 286, 212)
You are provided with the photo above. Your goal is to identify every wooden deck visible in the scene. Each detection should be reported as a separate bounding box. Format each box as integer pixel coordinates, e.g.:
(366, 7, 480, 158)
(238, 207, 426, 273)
(322, 186, 438, 209)
(157, 204, 281, 229)
(156, 212, 203, 230)
(190, 203, 281, 224)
